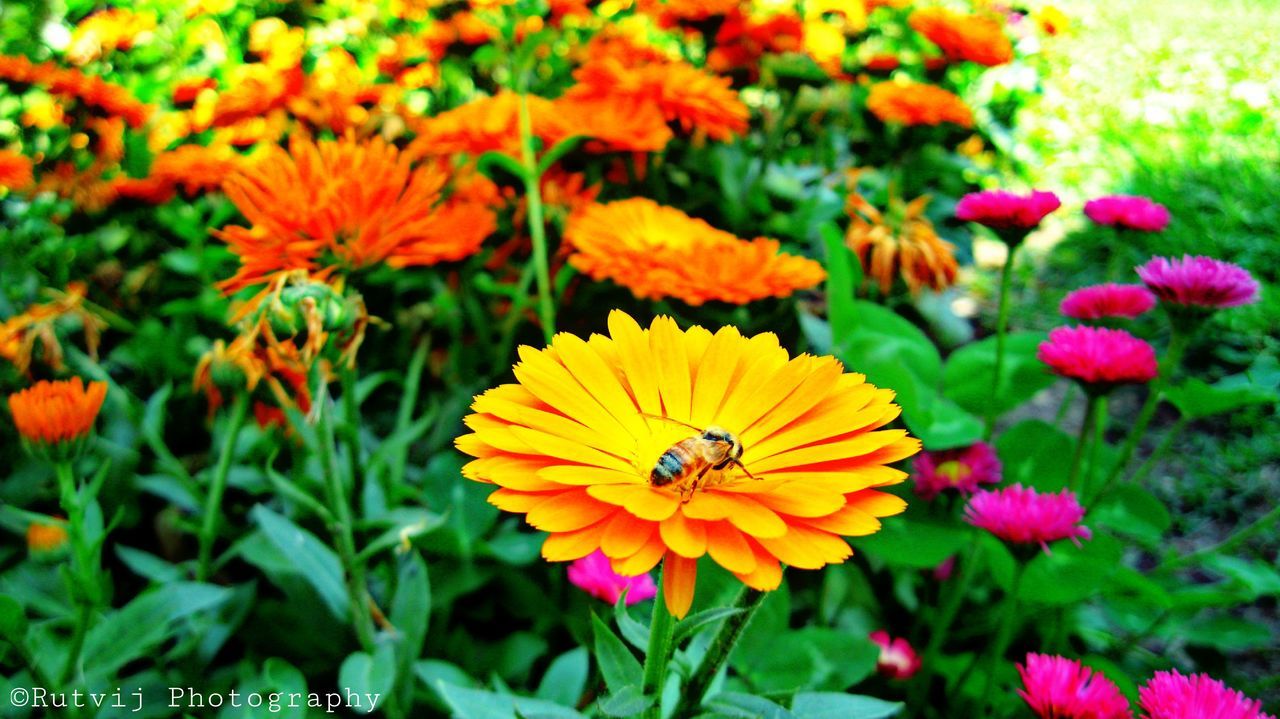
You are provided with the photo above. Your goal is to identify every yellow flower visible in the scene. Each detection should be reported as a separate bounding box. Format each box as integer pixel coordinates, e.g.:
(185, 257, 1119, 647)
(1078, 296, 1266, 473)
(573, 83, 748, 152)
(458, 311, 919, 617)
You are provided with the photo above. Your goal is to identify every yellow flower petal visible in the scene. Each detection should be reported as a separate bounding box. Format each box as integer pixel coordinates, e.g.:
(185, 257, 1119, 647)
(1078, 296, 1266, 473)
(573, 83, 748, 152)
(659, 512, 708, 558)
(601, 512, 656, 558)
(689, 325, 743, 428)
(651, 316, 692, 422)
(705, 521, 757, 575)
(747, 430, 911, 473)
(542, 519, 609, 561)
(611, 532, 667, 575)
(588, 484, 680, 521)
(607, 310, 662, 416)
(525, 490, 617, 532)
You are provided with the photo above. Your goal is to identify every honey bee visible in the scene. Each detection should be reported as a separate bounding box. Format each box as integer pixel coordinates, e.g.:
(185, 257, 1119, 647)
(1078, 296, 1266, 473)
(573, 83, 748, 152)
(641, 414, 759, 499)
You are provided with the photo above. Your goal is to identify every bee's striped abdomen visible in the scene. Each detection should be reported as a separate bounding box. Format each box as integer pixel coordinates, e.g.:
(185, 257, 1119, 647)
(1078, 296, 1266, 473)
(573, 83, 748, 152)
(650, 442, 697, 486)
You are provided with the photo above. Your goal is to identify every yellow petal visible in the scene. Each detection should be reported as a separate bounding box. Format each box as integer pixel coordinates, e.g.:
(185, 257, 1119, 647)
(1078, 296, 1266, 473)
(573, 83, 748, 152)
(489, 488, 557, 513)
(611, 532, 666, 575)
(588, 484, 680, 521)
(719, 354, 812, 435)
(663, 553, 699, 619)
(650, 315, 692, 422)
(689, 325, 743, 428)
(536, 464, 642, 486)
(756, 525, 851, 569)
(526, 490, 617, 532)
(473, 394, 621, 457)
(473, 457, 564, 491)
(600, 511, 656, 558)
(659, 512, 708, 558)
(751, 484, 846, 518)
(747, 430, 910, 473)
(689, 491, 787, 539)
(801, 504, 882, 536)
(508, 426, 636, 473)
(733, 538, 783, 591)
(514, 345, 630, 444)
(542, 520, 608, 561)
(608, 310, 662, 416)
(552, 332, 648, 438)
(846, 489, 908, 518)
(741, 356, 843, 446)
(704, 521, 757, 574)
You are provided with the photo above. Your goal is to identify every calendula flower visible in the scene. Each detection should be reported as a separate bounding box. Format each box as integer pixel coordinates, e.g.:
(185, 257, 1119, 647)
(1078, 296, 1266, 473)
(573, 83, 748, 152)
(908, 7, 1013, 66)
(866, 80, 973, 128)
(193, 333, 269, 414)
(955, 190, 1061, 234)
(0, 282, 106, 375)
(568, 550, 658, 605)
(1139, 671, 1276, 719)
(0, 55, 151, 127)
(846, 188, 958, 294)
(912, 442, 1001, 500)
(8, 378, 108, 457)
(1084, 195, 1170, 232)
(870, 631, 921, 680)
(458, 311, 919, 617)
(409, 91, 565, 158)
(289, 48, 390, 134)
(708, 9, 805, 78)
(215, 135, 495, 292)
(27, 518, 70, 557)
(1060, 284, 1156, 321)
(564, 198, 826, 306)
(1038, 326, 1158, 390)
(638, 0, 741, 25)
(67, 8, 156, 65)
(0, 149, 33, 190)
(116, 144, 243, 204)
(1136, 255, 1260, 311)
(553, 96, 675, 153)
(1017, 654, 1132, 719)
(205, 63, 304, 130)
(964, 484, 1090, 552)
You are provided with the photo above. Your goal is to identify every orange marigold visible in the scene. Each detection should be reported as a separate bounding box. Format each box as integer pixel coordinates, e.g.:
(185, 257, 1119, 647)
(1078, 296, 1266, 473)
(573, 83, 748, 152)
(866, 80, 973, 127)
(458, 310, 919, 617)
(908, 7, 1013, 67)
(67, 8, 156, 65)
(8, 377, 107, 447)
(0, 149, 34, 190)
(409, 91, 566, 158)
(27, 519, 69, 555)
(215, 135, 495, 292)
(846, 188, 958, 294)
(564, 198, 826, 306)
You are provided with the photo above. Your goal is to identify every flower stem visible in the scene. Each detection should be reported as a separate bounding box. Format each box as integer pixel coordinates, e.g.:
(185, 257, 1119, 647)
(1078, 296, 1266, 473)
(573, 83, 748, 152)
(516, 90, 556, 343)
(1161, 503, 1280, 571)
(985, 246, 1017, 440)
(641, 570, 677, 718)
(340, 366, 363, 499)
(1066, 394, 1098, 494)
(979, 563, 1025, 714)
(672, 586, 768, 718)
(909, 541, 979, 712)
(197, 393, 248, 583)
(1128, 416, 1188, 488)
(1103, 326, 1190, 488)
(54, 460, 97, 684)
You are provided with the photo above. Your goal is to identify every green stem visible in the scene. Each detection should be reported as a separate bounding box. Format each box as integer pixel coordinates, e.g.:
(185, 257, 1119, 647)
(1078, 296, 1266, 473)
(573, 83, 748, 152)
(340, 366, 363, 502)
(1103, 327, 1190, 487)
(672, 586, 768, 718)
(985, 246, 1017, 440)
(1128, 416, 1188, 488)
(909, 541, 979, 712)
(641, 570, 677, 718)
(1066, 394, 1098, 494)
(54, 461, 96, 685)
(1084, 395, 1107, 498)
(1161, 503, 1280, 571)
(197, 393, 249, 583)
(979, 564, 1025, 714)
(318, 394, 377, 651)
(516, 91, 555, 343)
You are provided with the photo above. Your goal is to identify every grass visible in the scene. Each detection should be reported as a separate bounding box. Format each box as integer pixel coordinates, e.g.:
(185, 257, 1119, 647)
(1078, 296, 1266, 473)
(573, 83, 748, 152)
(1010, 0, 1280, 702)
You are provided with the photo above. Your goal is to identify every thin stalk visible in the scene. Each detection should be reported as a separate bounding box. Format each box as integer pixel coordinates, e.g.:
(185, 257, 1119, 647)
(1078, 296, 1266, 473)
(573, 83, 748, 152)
(197, 393, 249, 583)
(1066, 394, 1098, 494)
(1087, 395, 1107, 494)
(909, 541, 979, 712)
(985, 247, 1017, 440)
(318, 396, 377, 651)
(340, 366, 363, 500)
(672, 587, 768, 718)
(1103, 327, 1190, 487)
(516, 91, 555, 343)
(979, 564, 1025, 714)
(55, 461, 96, 684)
(641, 570, 677, 719)
(1162, 504, 1280, 571)
(1128, 416, 1188, 487)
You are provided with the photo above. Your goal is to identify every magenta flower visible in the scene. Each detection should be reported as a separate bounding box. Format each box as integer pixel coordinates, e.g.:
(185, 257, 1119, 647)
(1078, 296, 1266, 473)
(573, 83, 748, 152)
(913, 442, 1002, 500)
(1017, 653, 1132, 719)
(964, 484, 1091, 551)
(567, 550, 657, 605)
(1084, 195, 1171, 232)
(1060, 284, 1157, 321)
(1136, 255, 1260, 310)
(1038, 326, 1158, 390)
(955, 190, 1062, 233)
(1139, 670, 1276, 719)
(869, 630, 922, 680)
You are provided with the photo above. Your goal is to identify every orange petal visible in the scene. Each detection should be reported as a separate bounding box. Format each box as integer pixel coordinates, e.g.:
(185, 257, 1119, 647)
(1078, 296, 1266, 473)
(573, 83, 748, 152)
(694, 491, 787, 539)
(541, 519, 609, 561)
(588, 484, 681, 521)
(601, 511, 657, 558)
(526, 490, 617, 532)
(733, 538, 783, 591)
(537, 464, 642, 486)
(716, 338, 790, 430)
(704, 521, 757, 575)
(800, 503, 882, 536)
(663, 553, 699, 619)
(750, 484, 846, 518)
(740, 356, 842, 446)
(508, 426, 636, 473)
(756, 525, 852, 569)
(659, 512, 708, 558)
(846, 489, 908, 517)
(473, 394, 621, 457)
(489, 488, 558, 513)
(747, 430, 910, 473)
(472, 457, 564, 491)
(611, 531, 667, 575)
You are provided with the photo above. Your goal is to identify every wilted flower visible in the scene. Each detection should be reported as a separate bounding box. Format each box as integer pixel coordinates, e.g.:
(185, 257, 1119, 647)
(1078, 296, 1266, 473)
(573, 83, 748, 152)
(1136, 255, 1260, 311)
(1084, 195, 1170, 232)
(870, 631, 921, 679)
(564, 198, 826, 306)
(909, 7, 1014, 67)
(964, 484, 1090, 552)
(866, 80, 973, 128)
(1017, 654, 1132, 719)
(458, 311, 919, 617)
(1060, 284, 1157, 321)
(8, 378, 108, 459)
(568, 550, 658, 605)
(1038, 326, 1158, 390)
(0, 282, 106, 375)
(846, 186, 958, 295)
(912, 442, 1002, 500)
(1138, 670, 1275, 719)
(955, 190, 1061, 235)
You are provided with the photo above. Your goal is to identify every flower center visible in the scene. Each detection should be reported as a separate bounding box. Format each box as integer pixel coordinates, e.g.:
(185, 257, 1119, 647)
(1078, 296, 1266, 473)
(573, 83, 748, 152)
(936, 460, 971, 486)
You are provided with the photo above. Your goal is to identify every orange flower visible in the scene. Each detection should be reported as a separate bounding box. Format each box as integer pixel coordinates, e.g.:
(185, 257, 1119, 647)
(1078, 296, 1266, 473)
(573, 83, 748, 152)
(846, 186, 958, 294)
(552, 97, 675, 154)
(0, 55, 151, 127)
(0, 149, 33, 190)
(908, 7, 1013, 67)
(564, 198, 826, 306)
(0, 282, 106, 375)
(34, 162, 118, 212)
(458, 310, 918, 617)
(288, 48, 390, 134)
(67, 8, 156, 65)
(8, 377, 108, 447)
(27, 519, 69, 555)
(866, 80, 973, 127)
(637, 0, 741, 25)
(564, 57, 749, 142)
(408, 91, 565, 158)
(215, 135, 495, 292)
(205, 63, 304, 130)
(707, 8, 805, 77)
(150, 144, 243, 197)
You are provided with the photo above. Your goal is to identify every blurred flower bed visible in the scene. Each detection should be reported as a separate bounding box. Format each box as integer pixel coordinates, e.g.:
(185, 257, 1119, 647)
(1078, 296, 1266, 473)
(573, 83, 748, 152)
(0, 0, 1276, 717)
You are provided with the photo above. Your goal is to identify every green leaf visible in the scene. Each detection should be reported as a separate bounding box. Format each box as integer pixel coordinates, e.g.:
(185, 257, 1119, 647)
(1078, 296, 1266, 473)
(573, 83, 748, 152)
(943, 332, 1055, 417)
(115, 546, 184, 583)
(1203, 555, 1280, 599)
(390, 551, 431, 697)
(1019, 534, 1123, 605)
(597, 685, 654, 717)
(0, 595, 27, 646)
(672, 606, 745, 645)
(1177, 615, 1273, 652)
(855, 519, 971, 569)
(996, 420, 1074, 491)
(821, 224, 860, 339)
(338, 644, 397, 715)
(590, 612, 643, 696)
(262, 659, 310, 719)
(535, 647, 589, 707)
(613, 595, 650, 651)
(1163, 377, 1278, 419)
(537, 135, 587, 175)
(477, 151, 527, 181)
(905, 397, 984, 451)
(434, 682, 589, 719)
(250, 505, 348, 620)
(791, 692, 902, 718)
(1090, 485, 1170, 546)
(704, 692, 795, 719)
(82, 583, 230, 678)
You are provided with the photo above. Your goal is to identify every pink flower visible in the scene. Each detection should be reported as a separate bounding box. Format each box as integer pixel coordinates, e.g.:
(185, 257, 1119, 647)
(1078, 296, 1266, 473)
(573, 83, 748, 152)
(955, 190, 1062, 232)
(1018, 654, 1133, 719)
(1084, 195, 1171, 232)
(1060, 284, 1157, 320)
(913, 442, 1002, 500)
(964, 484, 1091, 551)
(1139, 670, 1275, 719)
(567, 550, 657, 605)
(1038, 326, 1158, 389)
(933, 555, 956, 581)
(869, 630, 921, 680)
(1136, 255, 1261, 310)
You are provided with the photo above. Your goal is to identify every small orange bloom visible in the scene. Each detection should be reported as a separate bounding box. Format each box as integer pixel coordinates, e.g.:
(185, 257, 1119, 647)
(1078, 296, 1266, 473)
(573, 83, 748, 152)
(8, 377, 107, 446)
(564, 198, 826, 306)
(0, 55, 151, 127)
(637, 0, 740, 25)
(707, 8, 805, 78)
(27, 519, 69, 554)
(846, 184, 958, 294)
(409, 91, 565, 158)
(866, 80, 973, 128)
(0, 149, 34, 190)
(908, 7, 1013, 67)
